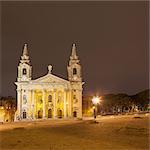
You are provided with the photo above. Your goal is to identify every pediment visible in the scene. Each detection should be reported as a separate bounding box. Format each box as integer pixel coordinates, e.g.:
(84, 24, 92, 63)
(32, 74, 69, 84)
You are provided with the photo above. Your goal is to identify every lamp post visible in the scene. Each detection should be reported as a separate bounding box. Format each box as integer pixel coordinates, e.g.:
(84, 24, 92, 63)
(92, 96, 100, 120)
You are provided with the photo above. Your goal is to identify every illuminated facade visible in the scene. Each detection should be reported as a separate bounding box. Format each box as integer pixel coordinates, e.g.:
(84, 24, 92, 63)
(15, 44, 83, 121)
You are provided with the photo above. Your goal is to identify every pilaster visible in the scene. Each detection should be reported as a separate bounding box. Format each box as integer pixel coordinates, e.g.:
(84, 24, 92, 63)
(63, 89, 67, 118)
(17, 89, 22, 120)
(53, 89, 57, 118)
(42, 89, 46, 119)
(78, 89, 83, 118)
(31, 89, 35, 119)
(68, 90, 72, 117)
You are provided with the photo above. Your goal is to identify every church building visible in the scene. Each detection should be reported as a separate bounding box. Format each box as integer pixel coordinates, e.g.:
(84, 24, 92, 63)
(15, 43, 83, 121)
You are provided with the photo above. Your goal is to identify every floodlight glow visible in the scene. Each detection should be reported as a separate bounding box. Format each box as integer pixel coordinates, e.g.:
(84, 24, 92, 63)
(92, 96, 100, 105)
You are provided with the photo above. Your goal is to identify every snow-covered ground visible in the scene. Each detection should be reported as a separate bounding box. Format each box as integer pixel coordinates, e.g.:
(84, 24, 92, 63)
(0, 114, 149, 150)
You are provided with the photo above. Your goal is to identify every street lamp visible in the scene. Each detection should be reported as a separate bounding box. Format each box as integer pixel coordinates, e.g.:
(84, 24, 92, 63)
(92, 96, 100, 120)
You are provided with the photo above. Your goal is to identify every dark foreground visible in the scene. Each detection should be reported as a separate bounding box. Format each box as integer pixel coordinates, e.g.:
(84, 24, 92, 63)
(0, 114, 149, 150)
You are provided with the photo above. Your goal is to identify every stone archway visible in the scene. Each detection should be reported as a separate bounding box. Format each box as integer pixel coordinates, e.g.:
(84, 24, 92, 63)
(73, 111, 77, 117)
(38, 110, 43, 118)
(57, 109, 62, 118)
(48, 109, 52, 118)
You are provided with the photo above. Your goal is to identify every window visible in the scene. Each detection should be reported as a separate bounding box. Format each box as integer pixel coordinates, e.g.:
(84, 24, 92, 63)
(23, 95, 27, 104)
(48, 95, 52, 102)
(73, 68, 77, 75)
(23, 68, 27, 75)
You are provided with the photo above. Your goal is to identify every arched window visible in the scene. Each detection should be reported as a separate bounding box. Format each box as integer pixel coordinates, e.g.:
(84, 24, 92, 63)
(73, 68, 77, 75)
(23, 68, 27, 75)
(48, 95, 52, 102)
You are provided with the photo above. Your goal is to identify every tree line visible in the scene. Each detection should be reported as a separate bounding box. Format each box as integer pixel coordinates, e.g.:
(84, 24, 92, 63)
(83, 89, 150, 116)
(0, 96, 16, 122)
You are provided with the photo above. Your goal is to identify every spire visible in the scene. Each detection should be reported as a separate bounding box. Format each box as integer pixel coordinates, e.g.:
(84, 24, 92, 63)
(71, 43, 78, 60)
(23, 43, 28, 56)
(20, 43, 30, 63)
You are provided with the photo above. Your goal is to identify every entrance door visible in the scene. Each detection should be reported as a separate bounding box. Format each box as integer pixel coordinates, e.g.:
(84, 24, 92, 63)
(38, 110, 43, 118)
(23, 111, 26, 119)
(48, 109, 52, 118)
(73, 111, 77, 117)
(57, 109, 62, 118)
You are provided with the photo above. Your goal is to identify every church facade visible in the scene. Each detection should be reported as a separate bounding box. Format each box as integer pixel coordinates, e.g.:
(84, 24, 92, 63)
(15, 43, 83, 121)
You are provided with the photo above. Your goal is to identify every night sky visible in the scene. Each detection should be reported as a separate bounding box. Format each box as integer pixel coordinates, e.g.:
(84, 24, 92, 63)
(1, 1, 149, 98)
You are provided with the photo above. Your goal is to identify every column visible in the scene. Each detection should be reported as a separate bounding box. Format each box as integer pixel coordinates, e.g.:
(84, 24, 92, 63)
(66, 90, 69, 117)
(42, 89, 46, 119)
(31, 90, 35, 119)
(17, 89, 22, 120)
(53, 89, 57, 118)
(78, 90, 82, 118)
(68, 90, 72, 117)
(27, 89, 30, 120)
(64, 89, 67, 118)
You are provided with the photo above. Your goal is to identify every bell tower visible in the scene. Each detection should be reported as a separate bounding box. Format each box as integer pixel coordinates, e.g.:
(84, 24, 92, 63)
(67, 43, 82, 82)
(67, 43, 83, 118)
(17, 44, 32, 82)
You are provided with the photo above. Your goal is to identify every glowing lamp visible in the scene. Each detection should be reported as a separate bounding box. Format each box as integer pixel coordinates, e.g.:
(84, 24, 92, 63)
(92, 106, 95, 109)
